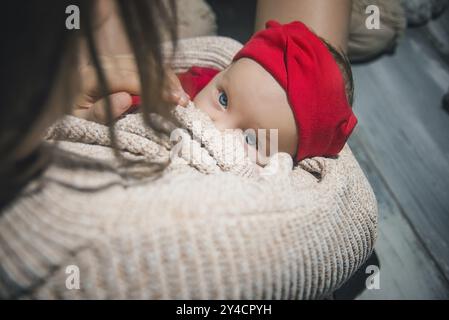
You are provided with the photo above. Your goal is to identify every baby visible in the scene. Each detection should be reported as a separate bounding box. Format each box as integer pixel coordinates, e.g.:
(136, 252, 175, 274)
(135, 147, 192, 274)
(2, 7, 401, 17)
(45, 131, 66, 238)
(136, 20, 357, 164)
(178, 20, 357, 164)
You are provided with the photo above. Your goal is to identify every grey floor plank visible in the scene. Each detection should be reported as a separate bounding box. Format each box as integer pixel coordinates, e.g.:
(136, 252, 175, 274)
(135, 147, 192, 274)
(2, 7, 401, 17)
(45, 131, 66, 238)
(350, 25, 449, 282)
(426, 8, 449, 60)
(349, 132, 449, 299)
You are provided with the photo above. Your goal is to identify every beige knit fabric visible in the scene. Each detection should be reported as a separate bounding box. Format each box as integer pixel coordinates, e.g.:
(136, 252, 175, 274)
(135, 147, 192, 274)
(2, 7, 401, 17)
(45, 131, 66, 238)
(0, 37, 377, 299)
(160, 0, 216, 41)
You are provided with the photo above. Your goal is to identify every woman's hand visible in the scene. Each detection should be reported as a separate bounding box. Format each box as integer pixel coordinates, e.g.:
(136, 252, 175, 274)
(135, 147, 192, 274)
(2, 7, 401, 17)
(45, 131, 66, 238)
(72, 55, 189, 124)
(162, 66, 190, 108)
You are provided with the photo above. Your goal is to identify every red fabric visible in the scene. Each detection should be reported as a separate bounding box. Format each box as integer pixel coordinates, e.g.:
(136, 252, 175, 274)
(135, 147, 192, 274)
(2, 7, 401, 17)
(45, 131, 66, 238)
(130, 66, 219, 108)
(177, 66, 220, 99)
(233, 20, 357, 161)
(131, 95, 141, 106)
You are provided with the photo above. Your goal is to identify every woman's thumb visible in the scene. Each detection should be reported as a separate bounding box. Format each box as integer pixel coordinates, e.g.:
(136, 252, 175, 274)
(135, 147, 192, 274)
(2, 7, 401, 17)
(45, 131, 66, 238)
(88, 92, 133, 124)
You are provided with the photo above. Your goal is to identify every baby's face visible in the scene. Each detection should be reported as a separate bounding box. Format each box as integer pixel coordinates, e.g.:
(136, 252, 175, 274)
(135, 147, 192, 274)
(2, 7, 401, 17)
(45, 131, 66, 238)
(193, 58, 298, 164)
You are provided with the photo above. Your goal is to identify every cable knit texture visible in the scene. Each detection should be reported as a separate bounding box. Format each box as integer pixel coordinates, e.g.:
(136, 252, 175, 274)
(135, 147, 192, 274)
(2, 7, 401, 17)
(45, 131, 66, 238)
(0, 36, 377, 299)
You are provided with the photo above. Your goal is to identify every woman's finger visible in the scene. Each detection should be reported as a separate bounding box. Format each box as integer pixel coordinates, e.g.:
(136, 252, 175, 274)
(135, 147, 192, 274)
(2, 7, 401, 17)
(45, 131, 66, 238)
(162, 90, 190, 107)
(73, 92, 133, 124)
(163, 67, 190, 107)
(80, 55, 141, 99)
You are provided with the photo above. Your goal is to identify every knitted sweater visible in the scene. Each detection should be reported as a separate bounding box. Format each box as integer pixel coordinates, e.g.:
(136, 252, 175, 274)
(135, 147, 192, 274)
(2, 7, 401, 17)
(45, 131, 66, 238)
(0, 37, 377, 299)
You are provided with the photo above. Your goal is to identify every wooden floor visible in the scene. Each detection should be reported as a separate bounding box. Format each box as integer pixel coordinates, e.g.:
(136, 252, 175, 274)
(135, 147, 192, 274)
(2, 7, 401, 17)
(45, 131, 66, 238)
(351, 13, 449, 299)
(208, 0, 449, 299)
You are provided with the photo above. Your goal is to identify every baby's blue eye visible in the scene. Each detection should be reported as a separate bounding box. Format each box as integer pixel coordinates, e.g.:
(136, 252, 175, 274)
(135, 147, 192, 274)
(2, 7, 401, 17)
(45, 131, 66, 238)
(218, 91, 228, 109)
(244, 132, 257, 146)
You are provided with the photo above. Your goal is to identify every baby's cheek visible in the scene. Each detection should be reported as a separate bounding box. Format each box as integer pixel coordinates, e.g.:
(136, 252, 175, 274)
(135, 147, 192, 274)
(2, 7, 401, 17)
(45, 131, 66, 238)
(192, 89, 209, 113)
(192, 90, 222, 124)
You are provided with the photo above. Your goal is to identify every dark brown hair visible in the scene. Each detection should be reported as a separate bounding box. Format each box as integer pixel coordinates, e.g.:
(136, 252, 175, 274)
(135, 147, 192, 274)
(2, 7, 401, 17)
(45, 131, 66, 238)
(321, 40, 354, 106)
(0, 0, 178, 209)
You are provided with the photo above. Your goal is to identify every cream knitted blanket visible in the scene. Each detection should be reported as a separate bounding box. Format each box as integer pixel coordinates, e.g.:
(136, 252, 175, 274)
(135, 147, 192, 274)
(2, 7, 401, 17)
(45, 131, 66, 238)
(0, 37, 377, 299)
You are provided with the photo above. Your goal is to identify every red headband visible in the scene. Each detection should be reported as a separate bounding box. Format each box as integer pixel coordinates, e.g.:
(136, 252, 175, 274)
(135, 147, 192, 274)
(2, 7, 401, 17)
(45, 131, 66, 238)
(233, 20, 357, 161)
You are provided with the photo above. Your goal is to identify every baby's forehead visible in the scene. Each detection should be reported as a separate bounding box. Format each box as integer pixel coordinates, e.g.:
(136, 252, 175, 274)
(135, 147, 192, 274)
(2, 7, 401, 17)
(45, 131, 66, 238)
(219, 59, 298, 154)
(225, 58, 286, 105)
(227, 59, 292, 125)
